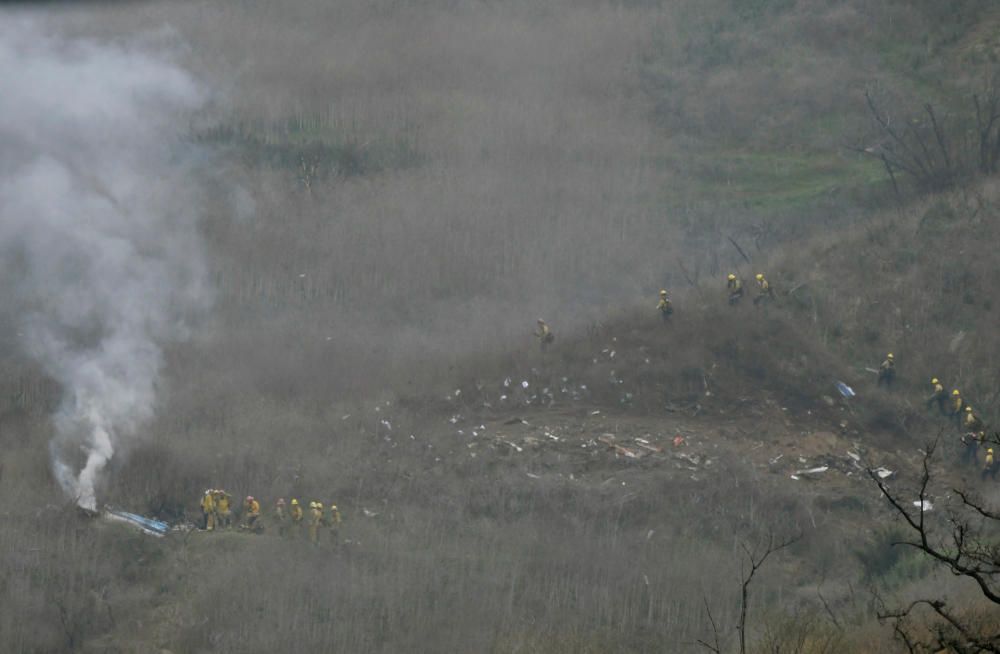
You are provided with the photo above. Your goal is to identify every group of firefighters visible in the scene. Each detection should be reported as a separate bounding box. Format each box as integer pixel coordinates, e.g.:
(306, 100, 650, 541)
(199, 490, 343, 544)
(545, 273, 998, 482)
(534, 271, 774, 348)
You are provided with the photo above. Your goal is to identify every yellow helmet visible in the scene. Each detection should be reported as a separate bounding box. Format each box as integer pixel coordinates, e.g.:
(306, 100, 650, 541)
(989, 448, 994, 454)
(291, 499, 299, 505)
(887, 353, 893, 359)
(727, 273, 736, 281)
(659, 289, 667, 296)
(953, 389, 961, 396)
(755, 273, 764, 281)
(966, 406, 973, 412)
(931, 378, 939, 384)
(330, 504, 337, 511)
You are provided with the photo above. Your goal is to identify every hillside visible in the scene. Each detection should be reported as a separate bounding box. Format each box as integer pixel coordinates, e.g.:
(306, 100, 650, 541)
(3, 1, 1000, 653)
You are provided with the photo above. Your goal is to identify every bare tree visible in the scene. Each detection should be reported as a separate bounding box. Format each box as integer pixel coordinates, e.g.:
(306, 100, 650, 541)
(854, 73, 1000, 195)
(868, 437, 1000, 653)
(697, 533, 799, 654)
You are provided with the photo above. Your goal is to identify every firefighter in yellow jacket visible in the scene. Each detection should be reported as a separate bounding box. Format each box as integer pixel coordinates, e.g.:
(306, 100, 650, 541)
(726, 274, 743, 305)
(274, 498, 288, 537)
(926, 378, 946, 414)
(877, 354, 895, 387)
(327, 503, 342, 546)
(951, 389, 965, 427)
(964, 406, 984, 434)
(215, 490, 232, 530)
(535, 319, 554, 351)
(289, 499, 304, 539)
(308, 501, 324, 545)
(242, 496, 261, 532)
(753, 273, 773, 306)
(983, 448, 996, 481)
(200, 490, 216, 531)
(656, 290, 673, 322)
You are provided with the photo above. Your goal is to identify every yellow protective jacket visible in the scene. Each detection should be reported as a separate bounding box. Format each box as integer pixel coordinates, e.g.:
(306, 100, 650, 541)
(310, 506, 324, 525)
(246, 500, 260, 517)
(756, 278, 770, 294)
(201, 493, 215, 513)
(931, 383, 944, 398)
(217, 494, 231, 513)
(953, 395, 964, 413)
(728, 278, 742, 292)
(965, 412, 983, 432)
(880, 359, 894, 372)
(986, 452, 994, 469)
(327, 508, 342, 526)
(657, 298, 672, 312)
(290, 505, 304, 522)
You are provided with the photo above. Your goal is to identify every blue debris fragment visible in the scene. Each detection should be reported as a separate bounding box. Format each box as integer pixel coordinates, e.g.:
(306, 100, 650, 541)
(835, 381, 855, 398)
(105, 509, 169, 537)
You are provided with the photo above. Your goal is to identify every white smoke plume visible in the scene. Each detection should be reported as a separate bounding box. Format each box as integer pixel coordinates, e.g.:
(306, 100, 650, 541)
(0, 19, 210, 509)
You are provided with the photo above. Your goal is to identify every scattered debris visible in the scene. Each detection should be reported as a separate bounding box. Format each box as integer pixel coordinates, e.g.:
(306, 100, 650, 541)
(526, 472, 540, 479)
(913, 500, 934, 512)
(873, 467, 893, 479)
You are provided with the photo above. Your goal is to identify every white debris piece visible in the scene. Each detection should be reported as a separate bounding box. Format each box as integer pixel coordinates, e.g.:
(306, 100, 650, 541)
(873, 467, 893, 479)
(913, 500, 934, 512)
(793, 466, 829, 476)
(521, 381, 529, 389)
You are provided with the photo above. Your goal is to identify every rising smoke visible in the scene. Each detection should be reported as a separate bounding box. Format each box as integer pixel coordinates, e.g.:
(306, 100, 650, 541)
(0, 19, 210, 509)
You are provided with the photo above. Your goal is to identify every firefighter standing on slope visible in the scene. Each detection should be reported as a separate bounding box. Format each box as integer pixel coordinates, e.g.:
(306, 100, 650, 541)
(535, 319, 554, 351)
(201, 490, 215, 531)
(274, 498, 288, 537)
(983, 448, 997, 481)
(951, 389, 966, 428)
(309, 502, 324, 545)
(753, 273, 773, 306)
(927, 378, 946, 414)
(726, 273, 743, 305)
(964, 406, 984, 434)
(877, 353, 895, 387)
(290, 499, 304, 539)
(242, 496, 261, 532)
(215, 490, 232, 530)
(657, 290, 673, 322)
(327, 503, 342, 546)
(961, 429, 980, 466)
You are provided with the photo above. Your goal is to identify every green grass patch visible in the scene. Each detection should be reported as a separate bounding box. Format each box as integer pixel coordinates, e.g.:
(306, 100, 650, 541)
(668, 149, 888, 211)
(195, 116, 423, 179)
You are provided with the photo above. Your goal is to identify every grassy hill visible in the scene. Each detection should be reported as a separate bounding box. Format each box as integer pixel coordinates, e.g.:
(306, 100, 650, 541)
(4, 1, 1000, 652)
